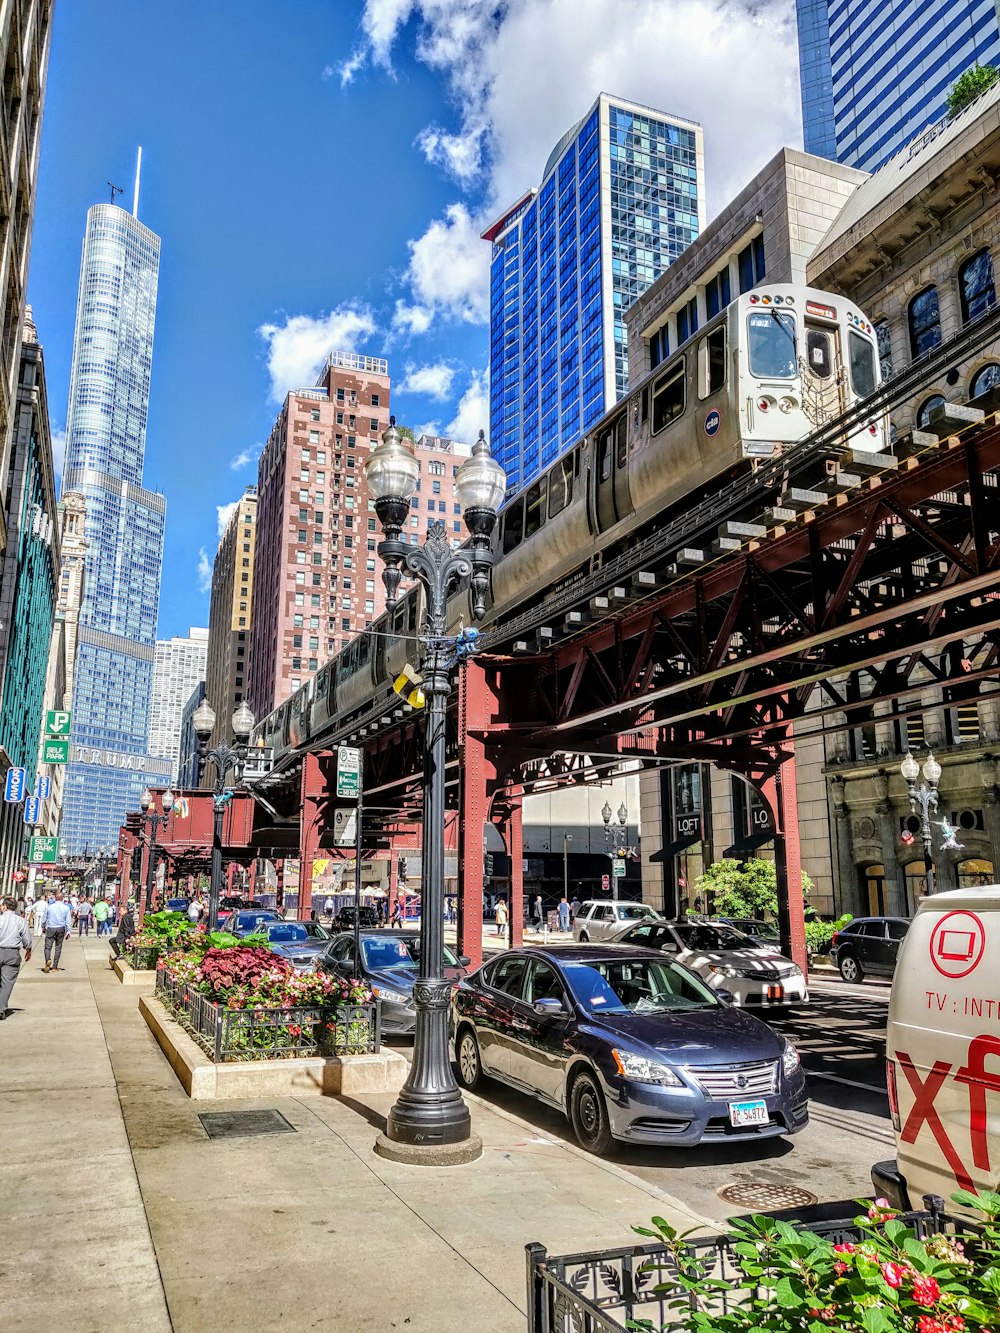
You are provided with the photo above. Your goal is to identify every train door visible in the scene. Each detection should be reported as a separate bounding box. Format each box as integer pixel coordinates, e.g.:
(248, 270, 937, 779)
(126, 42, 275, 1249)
(594, 413, 633, 534)
(802, 310, 845, 421)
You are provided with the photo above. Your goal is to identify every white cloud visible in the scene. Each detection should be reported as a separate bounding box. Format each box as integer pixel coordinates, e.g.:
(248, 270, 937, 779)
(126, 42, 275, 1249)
(50, 426, 66, 483)
(257, 305, 376, 403)
(229, 445, 260, 471)
(391, 301, 433, 336)
(445, 369, 488, 445)
(399, 362, 456, 400)
(217, 501, 239, 539)
(197, 547, 212, 594)
(395, 203, 489, 332)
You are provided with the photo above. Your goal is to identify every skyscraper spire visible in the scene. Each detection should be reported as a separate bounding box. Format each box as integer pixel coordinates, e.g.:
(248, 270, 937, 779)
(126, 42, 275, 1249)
(132, 145, 142, 218)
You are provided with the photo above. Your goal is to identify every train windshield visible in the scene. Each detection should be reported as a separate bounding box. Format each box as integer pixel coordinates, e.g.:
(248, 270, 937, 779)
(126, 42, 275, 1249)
(849, 331, 877, 399)
(747, 311, 796, 378)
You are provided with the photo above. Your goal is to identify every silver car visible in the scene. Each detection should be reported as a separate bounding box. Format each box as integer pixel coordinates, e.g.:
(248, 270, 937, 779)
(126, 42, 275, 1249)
(573, 901, 662, 943)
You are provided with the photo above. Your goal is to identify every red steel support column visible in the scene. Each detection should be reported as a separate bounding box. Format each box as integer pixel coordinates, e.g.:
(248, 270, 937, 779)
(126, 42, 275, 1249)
(457, 663, 492, 967)
(759, 748, 808, 977)
(299, 752, 326, 922)
(507, 800, 524, 950)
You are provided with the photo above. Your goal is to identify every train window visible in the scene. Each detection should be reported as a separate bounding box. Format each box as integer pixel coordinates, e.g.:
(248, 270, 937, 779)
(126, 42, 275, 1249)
(549, 455, 574, 517)
(805, 329, 833, 379)
(699, 327, 726, 398)
(524, 478, 547, 537)
(598, 428, 613, 481)
(748, 311, 796, 378)
(615, 416, 628, 468)
(651, 361, 685, 433)
(406, 594, 418, 633)
(502, 499, 524, 553)
(848, 331, 877, 399)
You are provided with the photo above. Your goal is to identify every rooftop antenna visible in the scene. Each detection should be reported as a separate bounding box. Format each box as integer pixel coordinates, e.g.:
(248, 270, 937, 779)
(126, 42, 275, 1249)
(108, 181, 123, 205)
(132, 145, 142, 218)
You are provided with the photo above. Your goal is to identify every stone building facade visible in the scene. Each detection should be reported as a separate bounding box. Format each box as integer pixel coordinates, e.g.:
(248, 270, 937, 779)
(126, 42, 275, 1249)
(202, 487, 257, 765)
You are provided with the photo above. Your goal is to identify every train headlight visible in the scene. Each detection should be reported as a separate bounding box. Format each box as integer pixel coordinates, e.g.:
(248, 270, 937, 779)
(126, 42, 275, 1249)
(757, 396, 776, 413)
(867, 423, 879, 436)
(778, 396, 797, 414)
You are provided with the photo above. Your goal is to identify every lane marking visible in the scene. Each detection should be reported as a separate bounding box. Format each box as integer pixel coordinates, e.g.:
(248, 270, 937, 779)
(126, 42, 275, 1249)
(805, 1068, 887, 1094)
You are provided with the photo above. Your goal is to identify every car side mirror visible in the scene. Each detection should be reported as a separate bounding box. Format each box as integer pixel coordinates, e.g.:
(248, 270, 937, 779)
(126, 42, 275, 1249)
(459, 956, 471, 967)
(533, 997, 565, 1017)
(660, 943, 679, 953)
(716, 989, 735, 1004)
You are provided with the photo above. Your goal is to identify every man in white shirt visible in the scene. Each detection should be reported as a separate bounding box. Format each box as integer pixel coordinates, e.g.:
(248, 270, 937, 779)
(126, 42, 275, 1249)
(29, 895, 46, 937)
(0, 895, 32, 1016)
(42, 890, 73, 971)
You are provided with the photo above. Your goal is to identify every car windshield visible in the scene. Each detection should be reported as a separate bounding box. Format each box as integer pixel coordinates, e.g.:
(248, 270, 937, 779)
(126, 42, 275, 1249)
(615, 904, 659, 921)
(361, 937, 461, 971)
(673, 924, 756, 951)
(728, 919, 778, 939)
(302, 922, 331, 940)
(237, 913, 274, 929)
(265, 924, 311, 943)
(564, 958, 718, 1014)
(747, 310, 796, 378)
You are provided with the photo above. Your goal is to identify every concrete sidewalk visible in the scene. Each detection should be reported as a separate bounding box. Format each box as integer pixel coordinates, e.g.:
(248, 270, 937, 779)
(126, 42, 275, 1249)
(1, 931, 711, 1332)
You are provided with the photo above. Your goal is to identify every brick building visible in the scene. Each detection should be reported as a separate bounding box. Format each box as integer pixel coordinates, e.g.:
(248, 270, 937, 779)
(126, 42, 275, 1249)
(202, 487, 257, 762)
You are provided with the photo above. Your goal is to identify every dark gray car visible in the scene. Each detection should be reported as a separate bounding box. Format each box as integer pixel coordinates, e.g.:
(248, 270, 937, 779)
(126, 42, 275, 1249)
(319, 930, 468, 1034)
(451, 943, 808, 1155)
(256, 920, 331, 972)
(830, 916, 910, 982)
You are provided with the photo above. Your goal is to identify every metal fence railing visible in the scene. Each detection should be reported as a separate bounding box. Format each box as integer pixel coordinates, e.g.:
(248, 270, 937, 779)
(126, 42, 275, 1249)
(130, 944, 161, 971)
(526, 1198, 972, 1332)
(154, 964, 380, 1062)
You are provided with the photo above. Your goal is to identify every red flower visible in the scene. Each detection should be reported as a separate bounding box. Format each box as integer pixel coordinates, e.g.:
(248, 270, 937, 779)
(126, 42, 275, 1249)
(833, 1261, 848, 1275)
(832, 1243, 856, 1254)
(910, 1276, 942, 1307)
(881, 1261, 908, 1289)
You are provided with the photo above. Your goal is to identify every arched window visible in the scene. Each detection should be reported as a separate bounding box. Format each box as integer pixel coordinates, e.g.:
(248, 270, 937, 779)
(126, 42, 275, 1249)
(904, 860, 928, 909)
(970, 362, 1000, 399)
(916, 394, 945, 428)
(908, 287, 942, 357)
(959, 249, 996, 324)
(958, 858, 994, 888)
(863, 864, 886, 915)
(874, 319, 893, 380)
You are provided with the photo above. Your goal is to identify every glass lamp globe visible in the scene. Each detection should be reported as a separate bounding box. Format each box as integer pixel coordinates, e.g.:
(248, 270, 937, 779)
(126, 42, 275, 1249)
(162, 788, 175, 814)
(455, 431, 507, 515)
(618, 803, 628, 826)
(231, 701, 255, 738)
(364, 420, 420, 502)
(601, 801, 613, 826)
(900, 753, 919, 782)
(192, 698, 216, 740)
(922, 754, 942, 786)
(140, 788, 153, 811)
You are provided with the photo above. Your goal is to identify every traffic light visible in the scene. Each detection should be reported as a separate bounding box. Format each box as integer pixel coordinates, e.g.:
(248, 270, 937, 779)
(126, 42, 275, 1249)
(398, 856, 408, 881)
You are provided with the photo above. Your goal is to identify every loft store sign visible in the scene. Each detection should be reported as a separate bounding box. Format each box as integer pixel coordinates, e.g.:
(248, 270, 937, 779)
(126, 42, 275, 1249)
(71, 746, 161, 774)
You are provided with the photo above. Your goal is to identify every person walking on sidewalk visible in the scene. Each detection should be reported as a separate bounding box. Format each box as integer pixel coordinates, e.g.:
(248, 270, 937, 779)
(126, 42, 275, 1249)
(76, 896, 94, 936)
(42, 890, 72, 972)
(110, 902, 136, 966)
(93, 897, 110, 937)
(0, 896, 31, 1018)
(29, 895, 46, 938)
(531, 895, 544, 933)
(558, 895, 571, 933)
(494, 898, 508, 937)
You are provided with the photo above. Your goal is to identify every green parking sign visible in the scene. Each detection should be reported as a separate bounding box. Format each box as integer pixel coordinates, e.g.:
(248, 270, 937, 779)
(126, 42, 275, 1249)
(42, 738, 70, 764)
(612, 859, 626, 877)
(45, 709, 71, 736)
(30, 835, 59, 863)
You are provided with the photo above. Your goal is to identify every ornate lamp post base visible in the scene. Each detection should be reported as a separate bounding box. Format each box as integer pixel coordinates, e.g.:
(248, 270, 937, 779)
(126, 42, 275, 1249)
(373, 1130, 483, 1166)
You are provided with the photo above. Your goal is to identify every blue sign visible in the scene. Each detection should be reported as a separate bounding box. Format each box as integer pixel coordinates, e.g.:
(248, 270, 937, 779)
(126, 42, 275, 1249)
(704, 409, 722, 437)
(4, 768, 26, 803)
(34, 775, 51, 800)
(23, 795, 40, 825)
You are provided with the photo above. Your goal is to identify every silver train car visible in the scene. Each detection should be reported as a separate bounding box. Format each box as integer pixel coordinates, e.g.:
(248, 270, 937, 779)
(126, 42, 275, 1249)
(253, 284, 885, 768)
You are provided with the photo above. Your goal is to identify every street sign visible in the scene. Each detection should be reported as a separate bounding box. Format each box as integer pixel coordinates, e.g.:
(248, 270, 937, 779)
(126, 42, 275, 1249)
(23, 796, 40, 825)
(336, 746, 361, 799)
(45, 709, 71, 736)
(29, 835, 58, 864)
(34, 774, 51, 800)
(11, 869, 25, 882)
(3, 768, 26, 802)
(333, 807, 358, 847)
(41, 739, 70, 764)
(601, 873, 610, 891)
(612, 860, 626, 877)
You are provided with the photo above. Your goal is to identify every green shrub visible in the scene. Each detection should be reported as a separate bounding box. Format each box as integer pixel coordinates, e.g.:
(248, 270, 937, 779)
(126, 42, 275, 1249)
(948, 62, 999, 115)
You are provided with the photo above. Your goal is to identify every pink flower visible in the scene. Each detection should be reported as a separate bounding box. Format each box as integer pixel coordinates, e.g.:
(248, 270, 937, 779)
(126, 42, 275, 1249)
(867, 1197, 897, 1221)
(832, 1243, 856, 1254)
(833, 1261, 848, 1275)
(881, 1261, 908, 1289)
(910, 1276, 942, 1307)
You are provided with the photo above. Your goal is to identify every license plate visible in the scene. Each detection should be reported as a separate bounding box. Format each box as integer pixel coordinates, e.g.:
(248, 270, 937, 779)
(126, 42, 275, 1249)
(767, 985, 785, 1001)
(729, 1098, 769, 1127)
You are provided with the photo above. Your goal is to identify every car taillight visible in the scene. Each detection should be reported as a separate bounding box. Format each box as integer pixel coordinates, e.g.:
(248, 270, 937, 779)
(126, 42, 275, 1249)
(831, 930, 839, 948)
(886, 1058, 900, 1131)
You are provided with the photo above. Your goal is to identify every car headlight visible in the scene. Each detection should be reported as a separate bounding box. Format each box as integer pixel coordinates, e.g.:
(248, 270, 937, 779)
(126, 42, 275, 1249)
(782, 1040, 801, 1076)
(612, 1049, 684, 1086)
(371, 985, 410, 1006)
(708, 964, 738, 978)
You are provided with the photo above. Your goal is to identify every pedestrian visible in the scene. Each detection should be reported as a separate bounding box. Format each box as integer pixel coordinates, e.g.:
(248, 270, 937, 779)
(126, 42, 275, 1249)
(42, 889, 72, 972)
(29, 894, 46, 938)
(93, 897, 110, 937)
(531, 895, 544, 932)
(0, 896, 32, 1018)
(76, 895, 94, 936)
(558, 895, 570, 933)
(15, 895, 26, 916)
(187, 894, 205, 925)
(495, 898, 508, 936)
(390, 900, 403, 929)
(324, 895, 334, 919)
(110, 901, 136, 966)
(570, 896, 580, 924)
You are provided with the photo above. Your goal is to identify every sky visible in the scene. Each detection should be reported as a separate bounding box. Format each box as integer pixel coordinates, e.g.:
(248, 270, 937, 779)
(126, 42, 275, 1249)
(29, 0, 802, 641)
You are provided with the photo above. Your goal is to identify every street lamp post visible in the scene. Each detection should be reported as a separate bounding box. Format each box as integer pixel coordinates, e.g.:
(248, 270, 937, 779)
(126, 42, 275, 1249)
(192, 698, 255, 932)
(366, 420, 505, 1165)
(140, 787, 175, 917)
(901, 752, 942, 898)
(602, 800, 629, 887)
(563, 833, 572, 900)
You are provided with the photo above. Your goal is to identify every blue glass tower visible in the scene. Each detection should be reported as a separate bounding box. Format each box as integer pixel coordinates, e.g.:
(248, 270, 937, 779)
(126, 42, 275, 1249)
(797, 0, 1000, 172)
(60, 202, 169, 855)
(484, 93, 704, 491)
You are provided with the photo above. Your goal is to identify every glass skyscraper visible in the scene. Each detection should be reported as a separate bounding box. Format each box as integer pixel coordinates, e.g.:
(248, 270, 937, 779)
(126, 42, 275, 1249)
(60, 202, 169, 854)
(484, 93, 705, 490)
(797, 0, 1000, 172)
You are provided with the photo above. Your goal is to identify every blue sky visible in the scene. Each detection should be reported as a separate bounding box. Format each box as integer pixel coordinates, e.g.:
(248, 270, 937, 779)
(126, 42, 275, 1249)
(29, 0, 800, 640)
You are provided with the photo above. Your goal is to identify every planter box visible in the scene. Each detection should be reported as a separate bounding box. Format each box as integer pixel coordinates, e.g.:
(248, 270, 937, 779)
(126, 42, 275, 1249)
(139, 996, 407, 1100)
(113, 958, 157, 987)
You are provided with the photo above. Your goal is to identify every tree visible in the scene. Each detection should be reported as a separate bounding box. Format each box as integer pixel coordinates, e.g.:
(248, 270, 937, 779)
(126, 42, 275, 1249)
(691, 858, 814, 920)
(948, 62, 999, 116)
(396, 424, 415, 441)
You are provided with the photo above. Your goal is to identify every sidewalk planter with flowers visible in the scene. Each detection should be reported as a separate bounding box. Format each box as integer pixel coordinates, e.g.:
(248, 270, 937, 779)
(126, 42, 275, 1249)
(526, 1193, 1000, 1332)
(112, 911, 197, 983)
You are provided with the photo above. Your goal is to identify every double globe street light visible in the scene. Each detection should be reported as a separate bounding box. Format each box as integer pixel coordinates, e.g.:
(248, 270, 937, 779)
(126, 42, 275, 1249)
(140, 785, 174, 916)
(900, 751, 942, 897)
(365, 419, 506, 1165)
(192, 698, 255, 930)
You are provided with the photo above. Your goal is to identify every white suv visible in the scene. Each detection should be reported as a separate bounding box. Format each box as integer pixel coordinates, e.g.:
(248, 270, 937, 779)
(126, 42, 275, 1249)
(573, 900, 662, 942)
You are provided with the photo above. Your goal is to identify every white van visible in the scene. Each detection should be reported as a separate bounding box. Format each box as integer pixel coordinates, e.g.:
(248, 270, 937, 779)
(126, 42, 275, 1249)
(876, 885, 1000, 1214)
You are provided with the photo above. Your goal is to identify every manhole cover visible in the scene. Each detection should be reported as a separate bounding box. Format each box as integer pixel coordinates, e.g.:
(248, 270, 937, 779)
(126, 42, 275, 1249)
(718, 1182, 818, 1210)
(198, 1110, 296, 1140)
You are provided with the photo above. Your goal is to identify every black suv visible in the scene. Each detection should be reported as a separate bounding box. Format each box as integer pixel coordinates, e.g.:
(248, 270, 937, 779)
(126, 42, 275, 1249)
(830, 916, 910, 982)
(334, 904, 381, 931)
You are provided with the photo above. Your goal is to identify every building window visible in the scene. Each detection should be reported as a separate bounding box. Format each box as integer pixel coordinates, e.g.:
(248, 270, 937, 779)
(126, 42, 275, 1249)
(676, 296, 698, 344)
(705, 268, 731, 318)
(908, 287, 941, 357)
(370, 418, 379, 431)
(971, 362, 1000, 397)
(371, 393, 380, 407)
(916, 394, 945, 428)
(648, 326, 669, 371)
(309, 429, 320, 443)
(959, 249, 996, 324)
(737, 235, 765, 294)
(310, 408, 321, 422)
(874, 319, 893, 380)
(958, 858, 994, 888)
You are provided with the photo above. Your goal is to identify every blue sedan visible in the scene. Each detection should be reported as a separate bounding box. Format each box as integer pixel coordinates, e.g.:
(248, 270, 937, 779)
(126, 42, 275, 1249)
(451, 943, 808, 1155)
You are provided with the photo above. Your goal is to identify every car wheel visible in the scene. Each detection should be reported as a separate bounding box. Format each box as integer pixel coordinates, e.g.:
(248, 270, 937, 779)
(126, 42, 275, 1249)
(839, 953, 864, 984)
(569, 1069, 613, 1155)
(578, 931, 590, 943)
(456, 1027, 485, 1091)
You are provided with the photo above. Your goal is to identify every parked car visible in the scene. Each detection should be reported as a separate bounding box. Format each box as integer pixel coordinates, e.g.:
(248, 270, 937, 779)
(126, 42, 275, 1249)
(226, 908, 282, 937)
(714, 917, 781, 949)
(164, 897, 189, 913)
(451, 944, 807, 1154)
(830, 916, 910, 982)
(614, 920, 807, 1007)
(255, 919, 331, 971)
(319, 929, 469, 1034)
(334, 904, 381, 931)
(573, 901, 662, 942)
